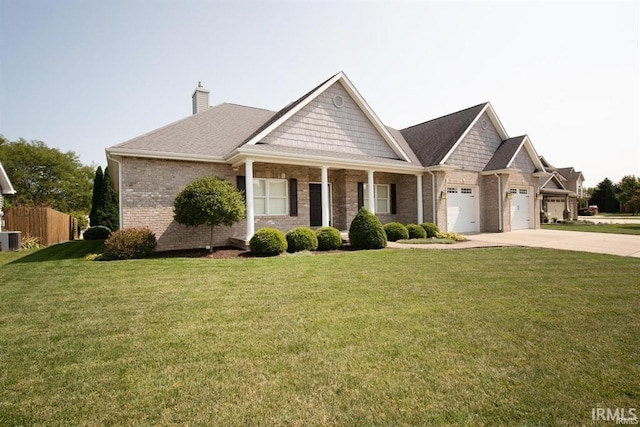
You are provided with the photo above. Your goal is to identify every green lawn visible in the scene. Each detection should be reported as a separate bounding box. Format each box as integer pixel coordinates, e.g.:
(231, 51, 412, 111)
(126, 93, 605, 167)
(543, 222, 640, 235)
(1, 242, 639, 425)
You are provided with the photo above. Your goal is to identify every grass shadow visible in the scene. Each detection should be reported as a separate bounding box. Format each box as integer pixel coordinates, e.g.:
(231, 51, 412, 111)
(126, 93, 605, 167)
(10, 240, 104, 264)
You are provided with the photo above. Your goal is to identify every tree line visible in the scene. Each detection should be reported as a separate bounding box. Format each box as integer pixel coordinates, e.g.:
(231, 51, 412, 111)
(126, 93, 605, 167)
(588, 175, 640, 214)
(0, 136, 118, 229)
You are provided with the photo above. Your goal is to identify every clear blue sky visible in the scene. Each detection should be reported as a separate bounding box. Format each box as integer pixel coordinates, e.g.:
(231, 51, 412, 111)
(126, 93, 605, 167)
(1, 0, 638, 187)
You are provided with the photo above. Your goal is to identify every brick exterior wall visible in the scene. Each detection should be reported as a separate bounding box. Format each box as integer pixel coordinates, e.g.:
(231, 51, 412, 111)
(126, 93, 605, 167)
(121, 157, 422, 251)
(121, 158, 241, 251)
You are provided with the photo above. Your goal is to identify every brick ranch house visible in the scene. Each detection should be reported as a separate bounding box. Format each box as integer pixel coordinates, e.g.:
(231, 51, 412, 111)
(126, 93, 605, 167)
(107, 71, 567, 252)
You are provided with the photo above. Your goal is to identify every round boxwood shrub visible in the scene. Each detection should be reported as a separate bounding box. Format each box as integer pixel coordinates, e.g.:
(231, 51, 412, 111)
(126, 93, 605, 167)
(316, 226, 343, 251)
(420, 222, 440, 238)
(348, 207, 387, 250)
(286, 227, 318, 253)
(84, 225, 112, 240)
(406, 223, 427, 239)
(383, 222, 408, 242)
(250, 228, 287, 257)
(102, 227, 157, 260)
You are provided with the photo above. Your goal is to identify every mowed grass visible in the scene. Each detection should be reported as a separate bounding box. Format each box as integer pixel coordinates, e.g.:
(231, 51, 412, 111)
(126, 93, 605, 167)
(1, 243, 639, 425)
(542, 222, 640, 235)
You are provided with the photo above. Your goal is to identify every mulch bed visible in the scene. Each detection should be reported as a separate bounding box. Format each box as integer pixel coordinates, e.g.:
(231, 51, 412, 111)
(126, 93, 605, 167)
(155, 245, 357, 259)
(154, 246, 251, 259)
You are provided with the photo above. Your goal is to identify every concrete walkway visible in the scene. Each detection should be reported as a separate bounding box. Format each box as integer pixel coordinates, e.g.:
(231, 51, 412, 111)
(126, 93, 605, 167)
(387, 229, 640, 258)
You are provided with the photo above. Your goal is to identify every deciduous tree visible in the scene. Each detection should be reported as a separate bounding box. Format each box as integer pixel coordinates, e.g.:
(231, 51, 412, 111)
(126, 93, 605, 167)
(0, 136, 93, 213)
(173, 176, 246, 252)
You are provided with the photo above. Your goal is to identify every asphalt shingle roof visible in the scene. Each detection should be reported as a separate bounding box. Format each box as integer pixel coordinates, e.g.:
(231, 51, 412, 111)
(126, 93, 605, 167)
(241, 73, 338, 145)
(483, 136, 525, 171)
(111, 103, 276, 158)
(399, 103, 487, 166)
(557, 167, 582, 181)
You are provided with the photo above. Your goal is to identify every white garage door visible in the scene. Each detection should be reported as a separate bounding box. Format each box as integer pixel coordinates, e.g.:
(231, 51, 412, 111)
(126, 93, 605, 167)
(510, 188, 531, 230)
(546, 198, 565, 221)
(446, 187, 478, 233)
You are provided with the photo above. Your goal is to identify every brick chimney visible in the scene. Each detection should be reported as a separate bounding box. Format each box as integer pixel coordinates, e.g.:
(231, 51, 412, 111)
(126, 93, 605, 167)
(192, 81, 210, 114)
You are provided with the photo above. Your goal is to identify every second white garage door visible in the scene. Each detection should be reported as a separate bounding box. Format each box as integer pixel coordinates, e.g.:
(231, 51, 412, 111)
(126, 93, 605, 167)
(446, 187, 479, 233)
(510, 188, 532, 230)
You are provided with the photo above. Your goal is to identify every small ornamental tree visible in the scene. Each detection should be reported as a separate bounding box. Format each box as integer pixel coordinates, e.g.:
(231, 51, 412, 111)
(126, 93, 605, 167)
(173, 176, 246, 252)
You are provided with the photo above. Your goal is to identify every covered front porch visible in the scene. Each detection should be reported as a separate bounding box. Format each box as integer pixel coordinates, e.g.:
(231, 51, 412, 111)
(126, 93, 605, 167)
(230, 156, 425, 244)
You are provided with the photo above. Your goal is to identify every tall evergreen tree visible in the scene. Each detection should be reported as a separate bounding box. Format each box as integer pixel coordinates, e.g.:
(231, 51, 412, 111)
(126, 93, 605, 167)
(590, 178, 618, 213)
(101, 167, 119, 231)
(89, 166, 104, 226)
(615, 175, 639, 213)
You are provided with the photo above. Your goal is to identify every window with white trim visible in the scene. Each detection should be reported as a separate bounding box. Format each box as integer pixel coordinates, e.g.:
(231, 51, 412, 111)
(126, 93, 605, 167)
(519, 189, 528, 195)
(253, 179, 288, 215)
(461, 188, 473, 194)
(363, 184, 390, 214)
(447, 187, 458, 194)
(510, 188, 518, 194)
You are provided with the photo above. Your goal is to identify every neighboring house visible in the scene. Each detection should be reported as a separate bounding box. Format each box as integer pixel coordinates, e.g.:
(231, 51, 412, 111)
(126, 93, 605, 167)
(106, 72, 554, 251)
(0, 161, 16, 232)
(539, 156, 585, 221)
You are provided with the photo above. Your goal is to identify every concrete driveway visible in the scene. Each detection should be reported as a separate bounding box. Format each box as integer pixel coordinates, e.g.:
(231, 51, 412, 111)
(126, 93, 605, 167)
(466, 229, 640, 258)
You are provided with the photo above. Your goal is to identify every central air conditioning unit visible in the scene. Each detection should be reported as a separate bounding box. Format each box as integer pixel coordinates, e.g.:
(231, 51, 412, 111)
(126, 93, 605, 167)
(0, 231, 21, 251)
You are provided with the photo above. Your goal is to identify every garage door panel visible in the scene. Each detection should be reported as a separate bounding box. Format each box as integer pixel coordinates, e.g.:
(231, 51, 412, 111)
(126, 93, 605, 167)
(510, 188, 531, 230)
(447, 187, 478, 233)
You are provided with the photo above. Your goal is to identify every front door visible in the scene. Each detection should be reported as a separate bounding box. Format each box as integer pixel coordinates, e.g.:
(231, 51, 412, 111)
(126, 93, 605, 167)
(309, 183, 331, 227)
(309, 184, 322, 226)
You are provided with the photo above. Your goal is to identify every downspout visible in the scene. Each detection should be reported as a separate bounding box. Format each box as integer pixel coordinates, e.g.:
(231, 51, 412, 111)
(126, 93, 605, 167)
(106, 153, 124, 230)
(493, 173, 502, 231)
(426, 170, 437, 225)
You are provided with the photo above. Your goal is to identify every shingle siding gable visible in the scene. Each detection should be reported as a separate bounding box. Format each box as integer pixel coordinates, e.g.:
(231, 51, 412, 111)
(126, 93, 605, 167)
(445, 112, 502, 171)
(510, 147, 536, 172)
(259, 82, 399, 159)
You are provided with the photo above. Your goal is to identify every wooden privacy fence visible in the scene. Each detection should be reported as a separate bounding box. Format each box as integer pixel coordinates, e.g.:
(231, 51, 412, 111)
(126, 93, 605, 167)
(4, 207, 78, 246)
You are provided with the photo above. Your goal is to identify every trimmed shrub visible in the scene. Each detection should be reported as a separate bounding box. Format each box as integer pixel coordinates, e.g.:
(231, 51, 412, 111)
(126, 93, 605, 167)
(102, 227, 157, 260)
(406, 223, 427, 239)
(250, 228, 287, 257)
(383, 222, 408, 242)
(420, 222, 440, 238)
(84, 225, 112, 240)
(316, 227, 343, 251)
(286, 227, 318, 253)
(348, 207, 387, 250)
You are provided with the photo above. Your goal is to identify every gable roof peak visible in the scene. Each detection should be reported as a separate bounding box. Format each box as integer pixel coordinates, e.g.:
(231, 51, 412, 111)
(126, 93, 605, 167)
(240, 71, 412, 162)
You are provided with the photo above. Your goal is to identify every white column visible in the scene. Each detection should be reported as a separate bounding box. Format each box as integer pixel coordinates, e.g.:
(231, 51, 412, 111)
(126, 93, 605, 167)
(416, 174, 423, 224)
(367, 170, 375, 213)
(245, 159, 254, 239)
(321, 166, 330, 227)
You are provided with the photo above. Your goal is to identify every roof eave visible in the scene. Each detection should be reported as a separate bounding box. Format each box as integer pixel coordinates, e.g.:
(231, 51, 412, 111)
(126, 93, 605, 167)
(229, 147, 423, 174)
(106, 147, 227, 163)
(480, 168, 517, 175)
